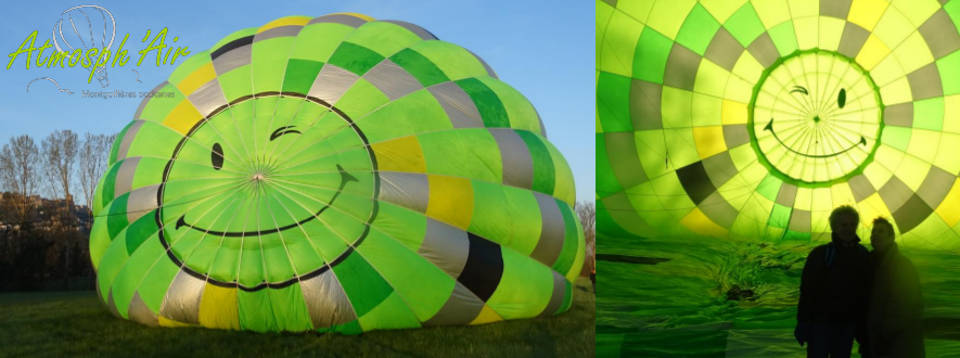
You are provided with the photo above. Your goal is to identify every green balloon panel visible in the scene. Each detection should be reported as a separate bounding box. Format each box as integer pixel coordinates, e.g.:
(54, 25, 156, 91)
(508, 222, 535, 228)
(598, 0, 960, 249)
(90, 13, 584, 333)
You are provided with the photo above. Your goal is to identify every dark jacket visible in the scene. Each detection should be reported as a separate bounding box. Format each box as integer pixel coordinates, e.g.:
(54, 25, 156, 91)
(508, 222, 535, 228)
(867, 245, 924, 357)
(797, 234, 871, 324)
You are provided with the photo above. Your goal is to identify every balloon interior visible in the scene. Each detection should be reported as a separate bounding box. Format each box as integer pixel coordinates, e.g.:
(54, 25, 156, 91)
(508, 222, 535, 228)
(597, 0, 960, 250)
(596, 2, 960, 355)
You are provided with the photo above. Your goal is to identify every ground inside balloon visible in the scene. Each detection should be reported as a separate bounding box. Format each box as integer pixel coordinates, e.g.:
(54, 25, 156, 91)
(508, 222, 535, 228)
(596, 235, 960, 356)
(748, 49, 884, 187)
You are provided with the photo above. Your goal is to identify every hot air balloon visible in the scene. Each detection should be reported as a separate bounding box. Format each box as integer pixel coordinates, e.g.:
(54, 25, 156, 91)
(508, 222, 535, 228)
(597, 0, 960, 249)
(90, 13, 584, 333)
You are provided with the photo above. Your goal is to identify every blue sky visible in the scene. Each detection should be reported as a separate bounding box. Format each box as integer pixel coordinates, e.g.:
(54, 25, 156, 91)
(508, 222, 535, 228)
(0, 0, 594, 202)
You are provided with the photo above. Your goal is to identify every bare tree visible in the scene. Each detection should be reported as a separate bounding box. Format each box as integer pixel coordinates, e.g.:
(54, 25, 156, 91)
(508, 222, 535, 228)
(0, 135, 41, 223)
(575, 201, 595, 235)
(77, 133, 114, 210)
(574, 201, 596, 280)
(41, 130, 79, 203)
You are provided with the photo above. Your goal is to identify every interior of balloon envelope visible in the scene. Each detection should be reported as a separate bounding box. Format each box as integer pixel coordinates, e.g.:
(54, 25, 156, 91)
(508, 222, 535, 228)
(597, 1, 960, 355)
(598, 0, 960, 249)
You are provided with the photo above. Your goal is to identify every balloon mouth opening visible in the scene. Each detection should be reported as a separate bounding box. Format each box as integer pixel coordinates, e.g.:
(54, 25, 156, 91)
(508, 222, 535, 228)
(251, 172, 266, 181)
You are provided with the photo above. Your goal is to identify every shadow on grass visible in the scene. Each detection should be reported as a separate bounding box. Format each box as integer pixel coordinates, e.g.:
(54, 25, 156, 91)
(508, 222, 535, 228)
(0, 278, 594, 357)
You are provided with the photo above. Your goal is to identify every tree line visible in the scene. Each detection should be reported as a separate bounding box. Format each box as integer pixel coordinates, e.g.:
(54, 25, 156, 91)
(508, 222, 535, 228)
(1, 131, 113, 221)
(0, 131, 114, 291)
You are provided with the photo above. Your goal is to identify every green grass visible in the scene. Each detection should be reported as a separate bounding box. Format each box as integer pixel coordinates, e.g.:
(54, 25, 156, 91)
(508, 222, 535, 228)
(596, 235, 960, 357)
(0, 278, 594, 357)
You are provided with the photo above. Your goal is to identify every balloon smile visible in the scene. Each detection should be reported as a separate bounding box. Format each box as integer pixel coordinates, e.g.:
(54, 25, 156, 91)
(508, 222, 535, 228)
(763, 118, 867, 158)
(174, 164, 358, 237)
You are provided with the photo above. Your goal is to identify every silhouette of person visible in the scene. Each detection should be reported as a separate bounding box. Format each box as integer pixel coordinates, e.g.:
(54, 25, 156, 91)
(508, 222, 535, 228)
(865, 217, 924, 358)
(795, 205, 870, 357)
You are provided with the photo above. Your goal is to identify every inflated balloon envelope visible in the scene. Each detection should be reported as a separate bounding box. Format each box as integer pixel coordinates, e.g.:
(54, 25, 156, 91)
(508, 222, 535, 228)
(90, 13, 584, 333)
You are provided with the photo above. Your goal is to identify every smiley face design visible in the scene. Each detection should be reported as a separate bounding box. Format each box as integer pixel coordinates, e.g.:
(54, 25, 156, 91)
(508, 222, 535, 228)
(763, 86, 867, 158)
(156, 93, 378, 289)
(749, 50, 883, 185)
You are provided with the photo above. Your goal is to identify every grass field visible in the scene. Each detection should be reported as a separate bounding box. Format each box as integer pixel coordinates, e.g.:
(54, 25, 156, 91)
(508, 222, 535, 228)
(597, 235, 960, 357)
(0, 278, 594, 357)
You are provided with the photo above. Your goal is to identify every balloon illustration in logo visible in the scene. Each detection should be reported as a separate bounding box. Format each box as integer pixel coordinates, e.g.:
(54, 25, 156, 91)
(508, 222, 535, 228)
(598, 0, 960, 248)
(54, 4, 116, 87)
(90, 13, 584, 333)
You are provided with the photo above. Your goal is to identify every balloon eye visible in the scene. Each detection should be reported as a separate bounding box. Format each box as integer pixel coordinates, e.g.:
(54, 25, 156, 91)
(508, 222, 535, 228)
(211, 143, 224, 170)
(838, 88, 846, 109)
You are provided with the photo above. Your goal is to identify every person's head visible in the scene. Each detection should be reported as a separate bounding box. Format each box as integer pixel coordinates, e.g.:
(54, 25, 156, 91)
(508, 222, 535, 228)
(871, 217, 896, 252)
(829, 205, 860, 243)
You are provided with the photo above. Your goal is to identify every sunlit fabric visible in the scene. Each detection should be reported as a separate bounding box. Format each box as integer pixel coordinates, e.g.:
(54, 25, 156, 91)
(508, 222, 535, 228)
(597, 0, 960, 248)
(90, 13, 584, 333)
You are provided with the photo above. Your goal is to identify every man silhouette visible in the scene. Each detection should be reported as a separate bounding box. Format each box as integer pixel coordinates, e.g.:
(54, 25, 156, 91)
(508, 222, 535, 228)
(795, 206, 870, 357)
(866, 217, 924, 357)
